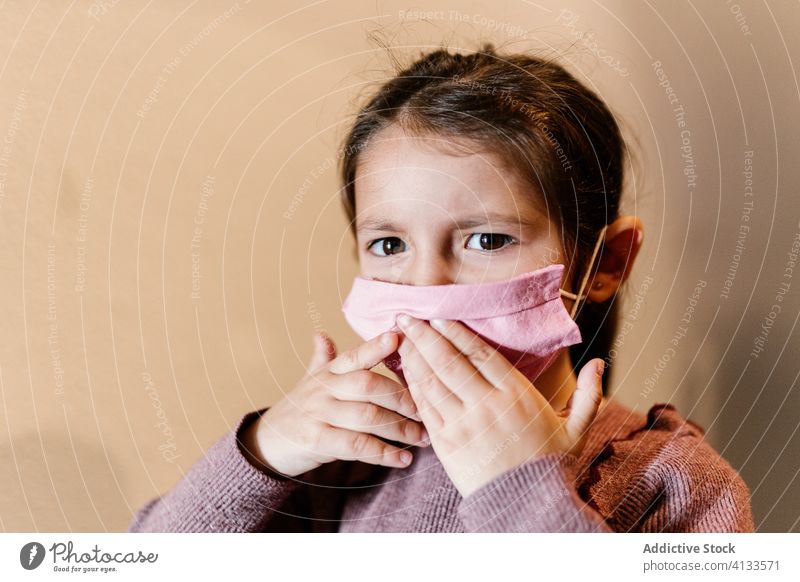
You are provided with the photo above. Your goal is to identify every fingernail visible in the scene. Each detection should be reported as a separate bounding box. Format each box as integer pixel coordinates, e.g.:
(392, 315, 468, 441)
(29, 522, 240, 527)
(419, 427, 431, 445)
(596, 360, 606, 377)
(380, 332, 395, 347)
(396, 313, 411, 328)
(400, 451, 412, 465)
(430, 318, 446, 331)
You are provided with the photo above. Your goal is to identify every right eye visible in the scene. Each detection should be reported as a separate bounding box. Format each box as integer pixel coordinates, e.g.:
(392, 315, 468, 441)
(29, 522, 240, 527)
(367, 237, 407, 257)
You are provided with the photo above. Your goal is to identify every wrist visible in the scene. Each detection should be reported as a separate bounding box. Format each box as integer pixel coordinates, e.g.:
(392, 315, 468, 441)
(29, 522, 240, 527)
(240, 414, 291, 481)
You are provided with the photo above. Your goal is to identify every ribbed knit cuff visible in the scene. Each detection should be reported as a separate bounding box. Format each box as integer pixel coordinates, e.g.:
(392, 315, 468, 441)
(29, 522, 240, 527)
(457, 451, 610, 533)
(129, 407, 301, 532)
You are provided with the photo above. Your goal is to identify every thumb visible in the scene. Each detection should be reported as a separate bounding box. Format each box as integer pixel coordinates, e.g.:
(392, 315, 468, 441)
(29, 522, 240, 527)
(563, 358, 605, 444)
(307, 331, 337, 375)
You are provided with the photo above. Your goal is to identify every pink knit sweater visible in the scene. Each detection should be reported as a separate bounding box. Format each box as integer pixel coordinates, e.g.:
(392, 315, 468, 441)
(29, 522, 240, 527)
(127, 397, 755, 532)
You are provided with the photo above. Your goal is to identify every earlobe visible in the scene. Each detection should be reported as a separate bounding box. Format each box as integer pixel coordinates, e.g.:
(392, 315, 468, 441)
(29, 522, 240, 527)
(586, 276, 618, 303)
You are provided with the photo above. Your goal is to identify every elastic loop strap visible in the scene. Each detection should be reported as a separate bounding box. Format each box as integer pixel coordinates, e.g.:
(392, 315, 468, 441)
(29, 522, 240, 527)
(561, 224, 608, 319)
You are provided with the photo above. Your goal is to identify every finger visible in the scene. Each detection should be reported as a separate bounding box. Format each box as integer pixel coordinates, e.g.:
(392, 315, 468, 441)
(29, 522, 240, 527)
(396, 314, 487, 403)
(322, 400, 429, 447)
(326, 369, 421, 422)
(306, 332, 337, 375)
(563, 359, 605, 443)
(396, 341, 441, 430)
(318, 425, 416, 468)
(398, 333, 459, 424)
(429, 318, 528, 392)
(328, 331, 399, 374)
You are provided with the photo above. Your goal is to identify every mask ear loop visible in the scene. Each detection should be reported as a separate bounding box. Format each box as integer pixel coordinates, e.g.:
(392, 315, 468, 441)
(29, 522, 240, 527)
(559, 224, 608, 319)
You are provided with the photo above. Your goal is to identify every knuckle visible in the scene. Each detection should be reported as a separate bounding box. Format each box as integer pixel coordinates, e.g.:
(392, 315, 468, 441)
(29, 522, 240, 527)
(332, 370, 366, 399)
(321, 372, 346, 398)
(469, 343, 496, 363)
(400, 390, 417, 414)
(400, 419, 417, 440)
(350, 431, 371, 457)
(299, 424, 322, 453)
(308, 372, 334, 398)
(304, 377, 330, 401)
(359, 403, 382, 427)
(341, 349, 360, 369)
(418, 367, 437, 387)
(354, 370, 376, 394)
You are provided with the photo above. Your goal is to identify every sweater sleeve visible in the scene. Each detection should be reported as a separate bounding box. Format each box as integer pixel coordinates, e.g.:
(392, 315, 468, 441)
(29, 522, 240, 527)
(457, 451, 613, 532)
(128, 407, 304, 532)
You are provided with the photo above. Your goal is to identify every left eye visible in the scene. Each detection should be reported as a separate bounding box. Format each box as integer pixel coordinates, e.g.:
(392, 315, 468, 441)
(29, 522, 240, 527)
(465, 233, 515, 251)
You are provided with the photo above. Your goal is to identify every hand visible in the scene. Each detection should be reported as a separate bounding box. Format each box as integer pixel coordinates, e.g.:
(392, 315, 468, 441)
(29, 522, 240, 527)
(242, 330, 430, 479)
(395, 314, 604, 498)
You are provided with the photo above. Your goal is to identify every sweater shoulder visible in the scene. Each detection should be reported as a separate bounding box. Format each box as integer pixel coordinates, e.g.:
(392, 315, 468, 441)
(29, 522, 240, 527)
(576, 398, 754, 532)
(587, 399, 720, 469)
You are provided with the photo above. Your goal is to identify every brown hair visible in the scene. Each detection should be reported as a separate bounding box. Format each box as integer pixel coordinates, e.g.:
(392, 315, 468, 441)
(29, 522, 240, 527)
(338, 42, 631, 394)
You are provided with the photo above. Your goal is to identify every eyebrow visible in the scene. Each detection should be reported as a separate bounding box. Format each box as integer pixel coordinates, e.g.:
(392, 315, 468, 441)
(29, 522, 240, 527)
(356, 212, 537, 233)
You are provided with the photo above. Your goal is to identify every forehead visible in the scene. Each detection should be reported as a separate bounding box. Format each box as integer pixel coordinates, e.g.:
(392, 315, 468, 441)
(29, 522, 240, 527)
(354, 124, 547, 222)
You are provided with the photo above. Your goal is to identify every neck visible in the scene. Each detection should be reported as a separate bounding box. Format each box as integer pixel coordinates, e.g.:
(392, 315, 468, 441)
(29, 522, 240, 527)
(527, 348, 580, 412)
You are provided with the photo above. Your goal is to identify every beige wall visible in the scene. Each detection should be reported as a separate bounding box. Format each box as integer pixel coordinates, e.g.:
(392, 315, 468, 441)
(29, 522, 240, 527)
(1, 1, 797, 531)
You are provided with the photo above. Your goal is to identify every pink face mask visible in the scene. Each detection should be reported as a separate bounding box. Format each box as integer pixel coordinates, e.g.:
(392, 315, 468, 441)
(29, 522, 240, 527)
(341, 225, 607, 385)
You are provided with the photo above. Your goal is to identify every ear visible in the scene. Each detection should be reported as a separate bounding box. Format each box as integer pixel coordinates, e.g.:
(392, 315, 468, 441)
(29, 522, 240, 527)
(586, 216, 644, 303)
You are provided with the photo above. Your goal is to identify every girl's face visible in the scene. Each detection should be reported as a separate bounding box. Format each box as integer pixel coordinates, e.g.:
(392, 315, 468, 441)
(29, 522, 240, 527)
(354, 124, 573, 288)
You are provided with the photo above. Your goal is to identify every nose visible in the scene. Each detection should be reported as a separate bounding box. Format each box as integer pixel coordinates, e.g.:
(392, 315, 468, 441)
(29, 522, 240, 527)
(394, 251, 456, 286)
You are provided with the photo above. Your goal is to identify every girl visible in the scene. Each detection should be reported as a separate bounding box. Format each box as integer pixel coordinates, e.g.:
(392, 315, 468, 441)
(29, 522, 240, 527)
(129, 44, 754, 533)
